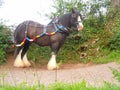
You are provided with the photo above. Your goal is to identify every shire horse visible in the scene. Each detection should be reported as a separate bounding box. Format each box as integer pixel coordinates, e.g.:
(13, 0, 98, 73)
(14, 9, 84, 70)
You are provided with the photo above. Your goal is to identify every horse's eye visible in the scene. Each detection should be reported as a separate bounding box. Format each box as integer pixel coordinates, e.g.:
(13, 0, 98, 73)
(72, 14, 77, 18)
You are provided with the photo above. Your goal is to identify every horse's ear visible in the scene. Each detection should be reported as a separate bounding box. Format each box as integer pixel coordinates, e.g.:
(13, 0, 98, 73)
(71, 8, 76, 13)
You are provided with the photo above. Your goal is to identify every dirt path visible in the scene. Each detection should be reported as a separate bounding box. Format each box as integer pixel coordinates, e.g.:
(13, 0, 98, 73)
(0, 55, 120, 86)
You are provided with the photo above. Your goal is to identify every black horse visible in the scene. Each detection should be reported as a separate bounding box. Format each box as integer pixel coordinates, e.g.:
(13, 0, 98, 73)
(14, 9, 84, 70)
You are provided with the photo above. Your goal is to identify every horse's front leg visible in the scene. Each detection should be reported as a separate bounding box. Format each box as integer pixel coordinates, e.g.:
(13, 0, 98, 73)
(47, 52, 58, 70)
(47, 43, 60, 70)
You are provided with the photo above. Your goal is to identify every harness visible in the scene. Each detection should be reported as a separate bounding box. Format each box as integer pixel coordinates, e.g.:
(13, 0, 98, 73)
(15, 22, 69, 47)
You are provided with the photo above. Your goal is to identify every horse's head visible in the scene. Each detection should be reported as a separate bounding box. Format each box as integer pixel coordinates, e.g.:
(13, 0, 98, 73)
(70, 9, 84, 31)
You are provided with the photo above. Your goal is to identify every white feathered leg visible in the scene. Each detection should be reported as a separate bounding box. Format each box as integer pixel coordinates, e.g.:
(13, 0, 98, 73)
(14, 50, 25, 68)
(23, 53, 31, 67)
(47, 52, 58, 70)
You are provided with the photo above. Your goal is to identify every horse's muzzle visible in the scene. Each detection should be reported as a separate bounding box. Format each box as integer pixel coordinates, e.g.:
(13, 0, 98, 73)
(78, 23, 84, 31)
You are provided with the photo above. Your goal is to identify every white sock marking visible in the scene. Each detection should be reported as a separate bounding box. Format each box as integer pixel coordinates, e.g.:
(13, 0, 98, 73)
(23, 54, 31, 67)
(78, 16, 83, 31)
(14, 49, 25, 68)
(47, 54, 57, 70)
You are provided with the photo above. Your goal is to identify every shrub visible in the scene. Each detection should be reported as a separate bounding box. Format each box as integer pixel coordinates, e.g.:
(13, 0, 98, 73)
(108, 31, 120, 50)
(107, 13, 120, 50)
(0, 48, 6, 64)
(0, 24, 12, 64)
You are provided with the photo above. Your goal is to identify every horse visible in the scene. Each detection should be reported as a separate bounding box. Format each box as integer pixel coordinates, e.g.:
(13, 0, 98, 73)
(13, 9, 84, 70)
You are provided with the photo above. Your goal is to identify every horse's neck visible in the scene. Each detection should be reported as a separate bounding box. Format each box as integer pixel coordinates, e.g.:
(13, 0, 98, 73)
(59, 13, 71, 28)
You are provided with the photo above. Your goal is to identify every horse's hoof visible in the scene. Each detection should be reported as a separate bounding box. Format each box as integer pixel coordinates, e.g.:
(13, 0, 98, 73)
(47, 65, 59, 70)
(24, 63, 31, 67)
(14, 59, 25, 68)
(23, 60, 31, 67)
(13, 63, 25, 68)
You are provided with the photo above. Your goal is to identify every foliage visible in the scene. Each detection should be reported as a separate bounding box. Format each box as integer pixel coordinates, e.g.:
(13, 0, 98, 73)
(0, 83, 45, 90)
(51, 0, 86, 17)
(91, 50, 120, 64)
(27, 44, 51, 65)
(111, 68, 120, 82)
(0, 48, 6, 64)
(107, 11, 120, 50)
(108, 31, 120, 50)
(0, 81, 120, 90)
(0, 23, 12, 64)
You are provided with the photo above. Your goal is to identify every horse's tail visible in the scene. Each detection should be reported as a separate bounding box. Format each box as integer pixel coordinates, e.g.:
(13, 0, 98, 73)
(13, 22, 26, 58)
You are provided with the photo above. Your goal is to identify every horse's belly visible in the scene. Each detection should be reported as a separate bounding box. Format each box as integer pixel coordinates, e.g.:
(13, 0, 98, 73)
(35, 36, 50, 46)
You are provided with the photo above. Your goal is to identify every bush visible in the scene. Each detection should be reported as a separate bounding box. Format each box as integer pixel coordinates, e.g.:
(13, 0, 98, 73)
(107, 12, 120, 50)
(0, 24, 12, 64)
(108, 31, 120, 50)
(0, 48, 6, 64)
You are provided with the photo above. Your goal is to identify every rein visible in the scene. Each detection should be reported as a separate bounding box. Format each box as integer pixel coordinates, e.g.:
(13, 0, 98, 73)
(15, 22, 68, 47)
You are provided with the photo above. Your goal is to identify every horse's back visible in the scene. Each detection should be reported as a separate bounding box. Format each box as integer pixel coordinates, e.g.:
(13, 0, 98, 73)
(14, 20, 43, 43)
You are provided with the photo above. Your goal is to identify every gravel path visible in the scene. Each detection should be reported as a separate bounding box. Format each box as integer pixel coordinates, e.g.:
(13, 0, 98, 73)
(0, 55, 120, 86)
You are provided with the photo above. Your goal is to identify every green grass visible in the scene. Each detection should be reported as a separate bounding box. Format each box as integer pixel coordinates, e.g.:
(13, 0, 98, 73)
(111, 68, 120, 82)
(0, 84, 44, 90)
(0, 81, 120, 90)
(92, 50, 120, 64)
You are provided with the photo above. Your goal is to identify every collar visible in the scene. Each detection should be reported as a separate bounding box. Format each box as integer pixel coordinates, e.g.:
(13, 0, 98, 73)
(53, 22, 69, 35)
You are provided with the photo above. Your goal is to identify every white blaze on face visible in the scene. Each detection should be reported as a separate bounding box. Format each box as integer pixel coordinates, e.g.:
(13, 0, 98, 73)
(47, 54, 58, 70)
(77, 16, 83, 31)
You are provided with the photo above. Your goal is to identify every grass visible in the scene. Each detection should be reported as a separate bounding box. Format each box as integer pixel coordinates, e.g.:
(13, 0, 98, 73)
(0, 81, 120, 90)
(0, 83, 44, 90)
(92, 50, 120, 64)
(111, 68, 120, 82)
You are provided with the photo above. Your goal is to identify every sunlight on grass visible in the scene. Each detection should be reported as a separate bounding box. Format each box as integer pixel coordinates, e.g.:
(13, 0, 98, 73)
(92, 50, 120, 64)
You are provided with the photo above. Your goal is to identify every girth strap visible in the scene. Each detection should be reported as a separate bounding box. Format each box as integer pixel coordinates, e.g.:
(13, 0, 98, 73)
(34, 23, 38, 37)
(25, 21, 30, 37)
(43, 25, 47, 34)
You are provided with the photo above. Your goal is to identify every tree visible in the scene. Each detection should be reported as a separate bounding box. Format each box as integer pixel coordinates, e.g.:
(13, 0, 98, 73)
(51, 0, 86, 17)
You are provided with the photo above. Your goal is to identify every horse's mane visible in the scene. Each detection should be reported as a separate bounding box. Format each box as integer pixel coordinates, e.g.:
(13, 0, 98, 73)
(58, 13, 71, 28)
(48, 13, 71, 28)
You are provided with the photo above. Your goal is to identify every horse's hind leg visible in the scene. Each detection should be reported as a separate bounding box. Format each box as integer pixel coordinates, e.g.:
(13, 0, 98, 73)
(21, 42, 31, 67)
(14, 47, 25, 68)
